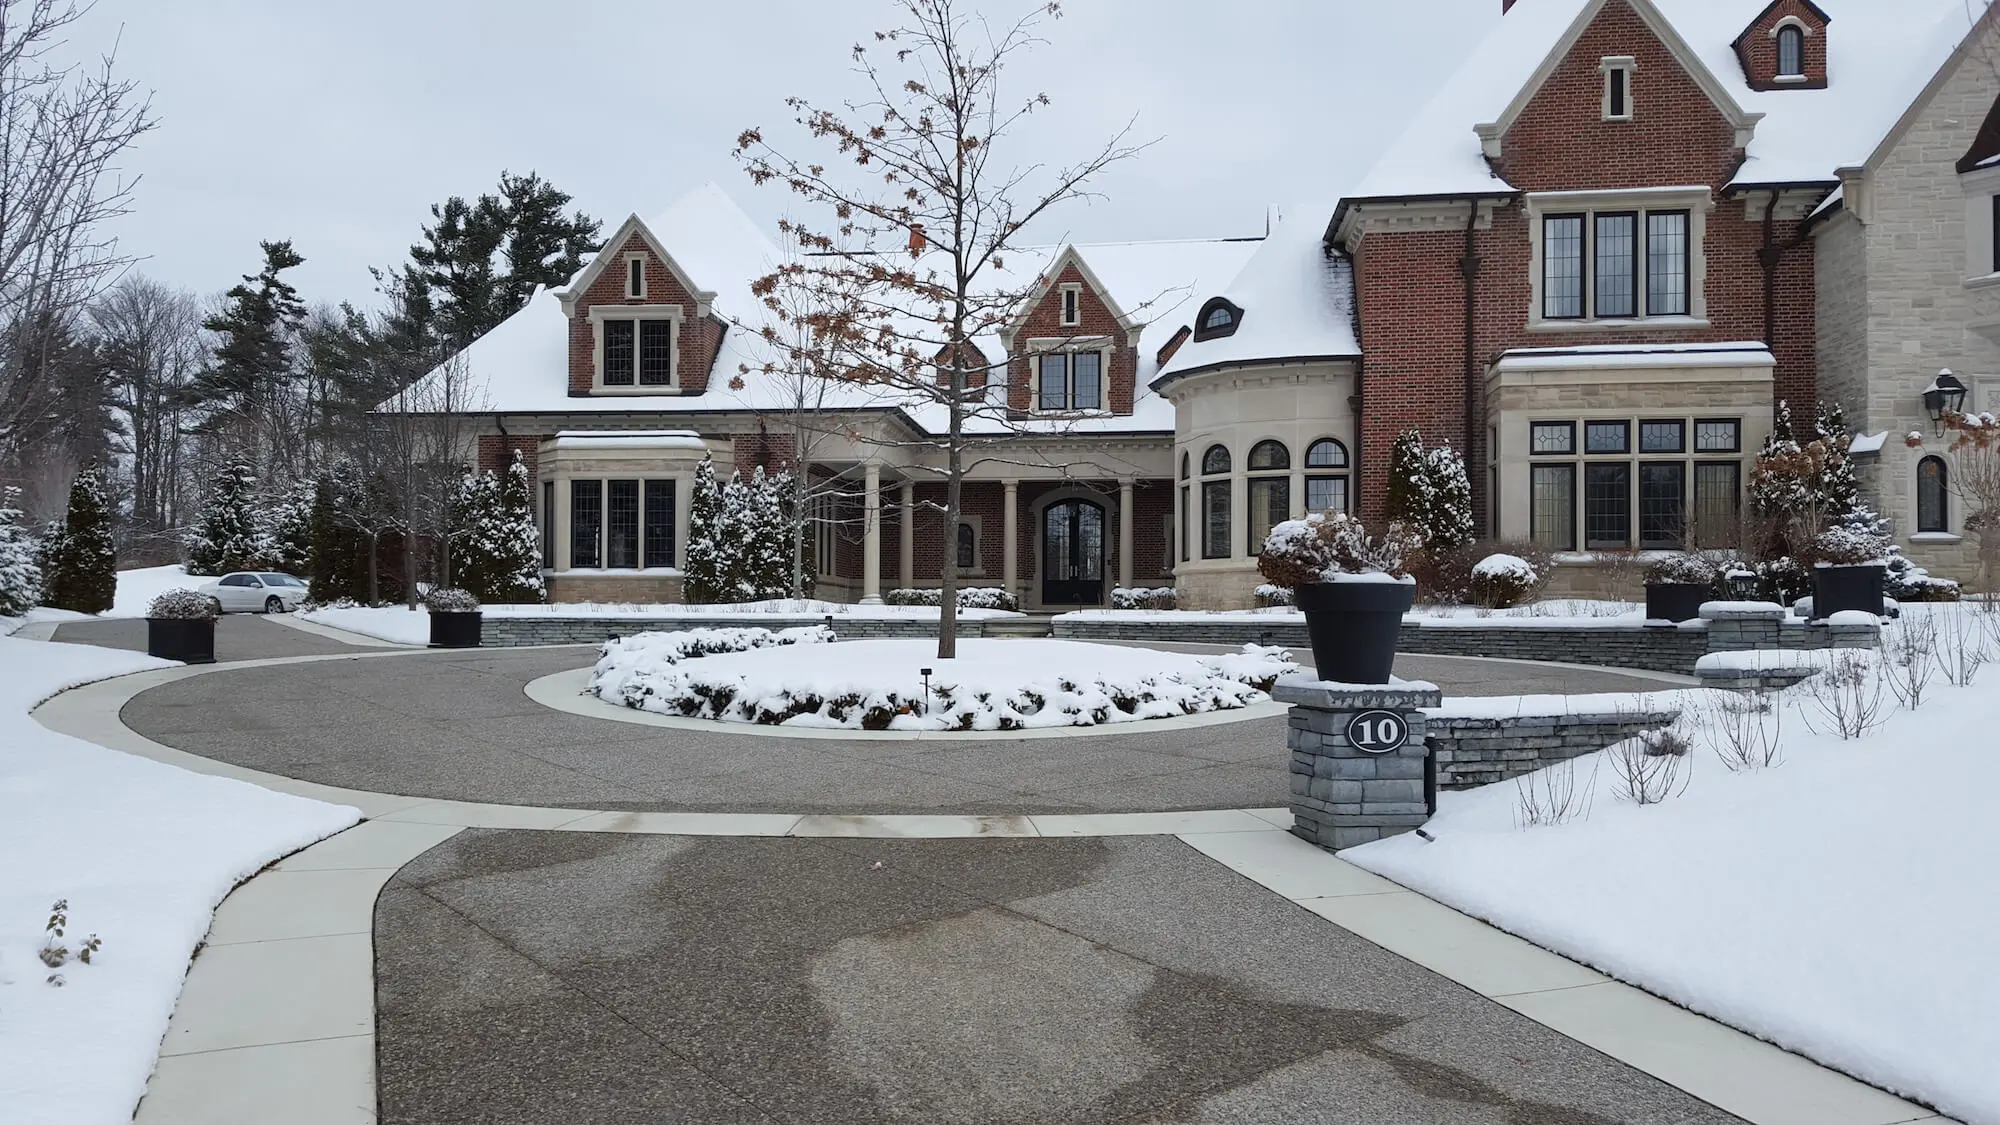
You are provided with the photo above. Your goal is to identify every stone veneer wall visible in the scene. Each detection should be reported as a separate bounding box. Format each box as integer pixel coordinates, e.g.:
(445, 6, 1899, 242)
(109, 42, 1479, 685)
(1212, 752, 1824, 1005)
(482, 615, 990, 646)
(1426, 709, 1681, 789)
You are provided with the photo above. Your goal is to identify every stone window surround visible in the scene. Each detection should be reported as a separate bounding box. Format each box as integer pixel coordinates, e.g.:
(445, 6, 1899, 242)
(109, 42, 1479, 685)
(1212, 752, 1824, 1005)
(1600, 55, 1637, 122)
(1026, 335, 1113, 414)
(1957, 163, 2000, 284)
(1517, 411, 1746, 551)
(1525, 187, 1713, 333)
(623, 252, 648, 299)
(1770, 17, 1811, 82)
(589, 304, 684, 394)
(537, 433, 707, 574)
(548, 475, 686, 574)
(1058, 283, 1082, 328)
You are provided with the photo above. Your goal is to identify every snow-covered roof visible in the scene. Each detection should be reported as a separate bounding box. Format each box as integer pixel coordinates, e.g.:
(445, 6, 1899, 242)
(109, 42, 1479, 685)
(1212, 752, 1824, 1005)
(404, 182, 1259, 437)
(543, 430, 709, 451)
(1492, 340, 1774, 370)
(1347, 0, 1981, 202)
(1152, 205, 1360, 389)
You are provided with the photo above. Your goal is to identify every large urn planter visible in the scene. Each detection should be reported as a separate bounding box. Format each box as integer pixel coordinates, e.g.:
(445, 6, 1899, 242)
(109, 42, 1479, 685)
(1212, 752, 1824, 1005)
(146, 617, 216, 664)
(1643, 582, 1711, 624)
(1293, 578, 1416, 685)
(428, 610, 483, 649)
(1812, 563, 1886, 621)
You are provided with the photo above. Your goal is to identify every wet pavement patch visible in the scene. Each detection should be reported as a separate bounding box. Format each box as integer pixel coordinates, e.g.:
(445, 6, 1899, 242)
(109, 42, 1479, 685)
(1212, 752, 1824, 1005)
(374, 832, 1740, 1124)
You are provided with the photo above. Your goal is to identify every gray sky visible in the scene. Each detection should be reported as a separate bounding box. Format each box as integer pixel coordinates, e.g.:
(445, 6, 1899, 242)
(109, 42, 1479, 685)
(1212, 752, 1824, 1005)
(66, 0, 1500, 308)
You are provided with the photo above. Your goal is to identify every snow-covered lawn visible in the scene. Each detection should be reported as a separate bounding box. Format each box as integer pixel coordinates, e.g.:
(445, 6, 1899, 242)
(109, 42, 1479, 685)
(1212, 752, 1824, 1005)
(108, 564, 197, 618)
(1057, 599, 1644, 627)
(0, 633, 359, 1123)
(1348, 604, 2000, 1124)
(590, 635, 1296, 731)
(301, 596, 1028, 646)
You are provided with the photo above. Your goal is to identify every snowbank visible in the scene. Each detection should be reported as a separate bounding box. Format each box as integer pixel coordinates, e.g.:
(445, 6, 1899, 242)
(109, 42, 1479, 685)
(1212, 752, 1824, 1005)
(590, 636, 1296, 731)
(0, 634, 359, 1123)
(1349, 608, 2000, 1123)
(107, 565, 196, 619)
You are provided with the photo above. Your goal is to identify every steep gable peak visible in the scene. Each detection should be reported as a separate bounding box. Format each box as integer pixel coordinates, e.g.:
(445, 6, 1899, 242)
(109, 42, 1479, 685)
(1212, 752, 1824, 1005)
(554, 213, 717, 318)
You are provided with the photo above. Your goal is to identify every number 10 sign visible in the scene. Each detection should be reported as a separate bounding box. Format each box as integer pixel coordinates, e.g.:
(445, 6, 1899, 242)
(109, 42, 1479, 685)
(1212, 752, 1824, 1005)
(1344, 710, 1410, 755)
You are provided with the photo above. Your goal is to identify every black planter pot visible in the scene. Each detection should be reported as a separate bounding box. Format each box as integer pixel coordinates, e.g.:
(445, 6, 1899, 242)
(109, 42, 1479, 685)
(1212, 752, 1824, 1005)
(1644, 582, 1712, 624)
(1812, 564, 1886, 620)
(428, 610, 483, 649)
(1293, 579, 1416, 685)
(147, 617, 216, 664)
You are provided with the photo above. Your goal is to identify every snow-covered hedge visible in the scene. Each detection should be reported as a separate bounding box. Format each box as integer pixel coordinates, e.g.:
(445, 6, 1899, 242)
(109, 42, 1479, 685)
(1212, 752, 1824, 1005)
(1467, 554, 1537, 609)
(423, 587, 479, 613)
(1111, 586, 1177, 610)
(146, 588, 218, 620)
(590, 625, 832, 710)
(882, 586, 1021, 611)
(1645, 552, 1722, 587)
(1253, 583, 1294, 608)
(590, 637, 1296, 731)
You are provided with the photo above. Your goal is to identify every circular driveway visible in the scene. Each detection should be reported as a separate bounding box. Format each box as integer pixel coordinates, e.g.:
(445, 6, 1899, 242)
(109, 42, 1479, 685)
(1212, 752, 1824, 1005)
(106, 620, 1681, 816)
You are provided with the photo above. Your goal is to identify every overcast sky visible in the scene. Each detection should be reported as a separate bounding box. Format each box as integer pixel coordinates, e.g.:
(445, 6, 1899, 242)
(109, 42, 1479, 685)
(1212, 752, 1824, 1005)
(64, 0, 1501, 308)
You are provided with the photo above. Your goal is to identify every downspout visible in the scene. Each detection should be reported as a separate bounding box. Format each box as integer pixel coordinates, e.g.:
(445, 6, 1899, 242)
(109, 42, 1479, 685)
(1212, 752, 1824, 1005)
(1460, 202, 1483, 531)
(1756, 188, 1822, 418)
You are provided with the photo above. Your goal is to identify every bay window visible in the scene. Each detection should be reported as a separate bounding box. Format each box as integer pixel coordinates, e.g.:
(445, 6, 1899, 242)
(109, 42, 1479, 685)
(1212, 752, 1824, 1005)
(1527, 414, 1744, 551)
(566, 478, 678, 569)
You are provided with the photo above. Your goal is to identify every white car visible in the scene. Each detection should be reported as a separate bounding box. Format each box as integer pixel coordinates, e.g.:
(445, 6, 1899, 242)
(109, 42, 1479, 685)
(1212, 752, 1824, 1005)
(198, 571, 309, 614)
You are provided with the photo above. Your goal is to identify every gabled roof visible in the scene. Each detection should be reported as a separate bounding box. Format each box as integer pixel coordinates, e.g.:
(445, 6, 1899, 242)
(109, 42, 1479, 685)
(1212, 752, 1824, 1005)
(1728, 0, 1831, 53)
(997, 244, 1142, 348)
(1346, 0, 1983, 202)
(553, 212, 716, 317)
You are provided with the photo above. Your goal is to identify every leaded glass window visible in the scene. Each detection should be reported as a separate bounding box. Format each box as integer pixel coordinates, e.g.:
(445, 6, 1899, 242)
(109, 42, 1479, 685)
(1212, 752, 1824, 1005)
(1544, 215, 1585, 319)
(1594, 213, 1637, 318)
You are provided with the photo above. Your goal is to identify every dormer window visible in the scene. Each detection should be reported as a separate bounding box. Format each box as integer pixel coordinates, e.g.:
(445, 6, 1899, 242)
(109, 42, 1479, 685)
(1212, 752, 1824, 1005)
(590, 306, 681, 391)
(1601, 57, 1636, 122)
(1035, 345, 1105, 411)
(626, 256, 646, 298)
(1192, 297, 1243, 342)
(1776, 25, 1804, 78)
(1059, 284, 1081, 328)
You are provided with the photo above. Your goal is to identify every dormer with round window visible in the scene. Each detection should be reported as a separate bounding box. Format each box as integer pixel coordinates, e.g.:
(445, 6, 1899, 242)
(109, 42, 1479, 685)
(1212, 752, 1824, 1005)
(1192, 297, 1243, 342)
(1732, 0, 1829, 91)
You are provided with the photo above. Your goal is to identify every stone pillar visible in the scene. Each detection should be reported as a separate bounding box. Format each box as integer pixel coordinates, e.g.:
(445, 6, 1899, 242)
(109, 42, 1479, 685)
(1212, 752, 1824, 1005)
(899, 480, 915, 590)
(1002, 479, 1020, 601)
(1117, 479, 1135, 591)
(1699, 601, 1784, 652)
(861, 462, 883, 604)
(1275, 679, 1442, 852)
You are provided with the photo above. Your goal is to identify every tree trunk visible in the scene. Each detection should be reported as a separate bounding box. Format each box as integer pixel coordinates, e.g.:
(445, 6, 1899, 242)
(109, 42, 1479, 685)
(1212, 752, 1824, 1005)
(365, 531, 380, 605)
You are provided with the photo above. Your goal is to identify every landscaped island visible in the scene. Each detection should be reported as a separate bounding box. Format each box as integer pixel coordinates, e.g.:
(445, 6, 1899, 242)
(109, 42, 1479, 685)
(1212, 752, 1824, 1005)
(587, 629, 1295, 731)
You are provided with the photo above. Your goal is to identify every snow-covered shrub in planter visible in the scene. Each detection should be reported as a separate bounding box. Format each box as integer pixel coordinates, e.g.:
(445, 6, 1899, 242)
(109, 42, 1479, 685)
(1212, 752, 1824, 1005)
(424, 587, 482, 649)
(1468, 554, 1538, 610)
(145, 588, 218, 664)
(1258, 512, 1417, 685)
(1643, 553, 1722, 623)
(1111, 586, 1177, 611)
(881, 586, 1020, 611)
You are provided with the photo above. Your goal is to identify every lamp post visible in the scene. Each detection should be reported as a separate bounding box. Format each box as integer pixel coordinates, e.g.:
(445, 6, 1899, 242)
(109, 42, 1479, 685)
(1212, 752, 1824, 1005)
(1923, 369, 1969, 435)
(919, 667, 933, 715)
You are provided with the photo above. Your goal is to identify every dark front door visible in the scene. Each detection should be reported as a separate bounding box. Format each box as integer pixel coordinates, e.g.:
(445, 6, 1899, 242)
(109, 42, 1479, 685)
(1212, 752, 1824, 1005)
(1042, 499, 1105, 606)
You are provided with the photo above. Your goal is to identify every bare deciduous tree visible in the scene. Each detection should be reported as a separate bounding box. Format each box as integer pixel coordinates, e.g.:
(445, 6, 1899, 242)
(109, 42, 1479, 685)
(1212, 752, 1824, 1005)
(92, 275, 203, 541)
(733, 0, 1152, 657)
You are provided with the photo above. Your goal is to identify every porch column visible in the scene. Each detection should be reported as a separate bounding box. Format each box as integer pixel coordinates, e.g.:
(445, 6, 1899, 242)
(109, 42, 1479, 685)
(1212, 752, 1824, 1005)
(1118, 478, 1135, 590)
(1002, 479, 1020, 601)
(861, 462, 883, 604)
(899, 481, 915, 589)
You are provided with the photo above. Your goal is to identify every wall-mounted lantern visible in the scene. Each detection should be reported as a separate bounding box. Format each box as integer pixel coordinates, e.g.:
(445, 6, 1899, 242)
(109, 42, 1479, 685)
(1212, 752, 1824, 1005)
(1922, 369, 1968, 434)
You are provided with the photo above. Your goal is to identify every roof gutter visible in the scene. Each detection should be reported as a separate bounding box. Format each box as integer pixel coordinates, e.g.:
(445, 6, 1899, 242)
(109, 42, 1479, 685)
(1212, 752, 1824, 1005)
(1149, 353, 1362, 394)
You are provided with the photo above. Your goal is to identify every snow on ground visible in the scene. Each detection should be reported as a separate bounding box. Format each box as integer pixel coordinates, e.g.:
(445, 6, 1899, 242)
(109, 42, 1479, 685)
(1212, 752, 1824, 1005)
(591, 636, 1297, 731)
(302, 597, 1026, 645)
(108, 565, 197, 618)
(0, 633, 359, 1123)
(1348, 604, 2000, 1124)
(1057, 600, 1645, 626)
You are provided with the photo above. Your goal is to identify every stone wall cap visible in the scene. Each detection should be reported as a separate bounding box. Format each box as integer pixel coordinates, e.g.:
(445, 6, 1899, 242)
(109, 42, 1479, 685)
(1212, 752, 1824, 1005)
(1273, 673, 1443, 709)
(1699, 600, 1787, 620)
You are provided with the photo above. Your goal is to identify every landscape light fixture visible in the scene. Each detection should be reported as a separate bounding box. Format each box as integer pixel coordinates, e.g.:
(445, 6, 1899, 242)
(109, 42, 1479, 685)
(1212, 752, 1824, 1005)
(1725, 569, 1761, 600)
(920, 667, 933, 715)
(1923, 369, 1968, 434)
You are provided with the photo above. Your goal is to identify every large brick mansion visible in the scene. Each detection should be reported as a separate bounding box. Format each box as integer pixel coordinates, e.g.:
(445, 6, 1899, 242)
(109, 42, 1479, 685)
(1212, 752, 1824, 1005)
(418, 0, 2000, 608)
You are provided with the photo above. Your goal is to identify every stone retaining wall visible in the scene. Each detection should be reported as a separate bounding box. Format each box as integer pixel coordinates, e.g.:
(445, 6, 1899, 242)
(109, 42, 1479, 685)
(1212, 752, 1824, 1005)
(481, 615, 990, 646)
(1426, 709, 1680, 789)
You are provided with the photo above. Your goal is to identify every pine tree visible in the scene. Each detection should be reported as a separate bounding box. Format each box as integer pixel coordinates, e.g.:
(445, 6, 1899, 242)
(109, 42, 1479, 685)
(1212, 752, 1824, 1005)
(1384, 428, 1428, 535)
(1422, 443, 1475, 554)
(185, 457, 272, 575)
(1812, 400, 1859, 518)
(0, 487, 44, 616)
(684, 458, 727, 603)
(190, 241, 308, 418)
(715, 470, 758, 601)
(484, 452, 545, 604)
(445, 470, 498, 597)
(307, 473, 358, 603)
(44, 465, 116, 614)
(405, 171, 601, 348)
(270, 480, 315, 575)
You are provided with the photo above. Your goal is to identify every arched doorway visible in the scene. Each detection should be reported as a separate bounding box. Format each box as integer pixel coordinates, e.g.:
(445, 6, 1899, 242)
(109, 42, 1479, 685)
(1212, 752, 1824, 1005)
(1042, 498, 1106, 606)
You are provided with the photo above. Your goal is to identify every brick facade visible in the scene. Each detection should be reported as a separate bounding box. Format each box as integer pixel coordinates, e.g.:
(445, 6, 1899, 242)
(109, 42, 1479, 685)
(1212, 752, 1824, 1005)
(1005, 261, 1139, 415)
(475, 434, 550, 485)
(1733, 0, 1830, 91)
(566, 231, 724, 397)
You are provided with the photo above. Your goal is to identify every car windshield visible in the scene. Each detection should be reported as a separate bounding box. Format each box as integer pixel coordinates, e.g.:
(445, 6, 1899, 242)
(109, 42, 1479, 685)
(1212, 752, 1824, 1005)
(258, 573, 305, 587)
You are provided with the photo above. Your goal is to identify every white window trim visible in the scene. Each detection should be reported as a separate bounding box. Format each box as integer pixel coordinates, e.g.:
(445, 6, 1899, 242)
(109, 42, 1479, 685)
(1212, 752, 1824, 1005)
(1600, 56, 1637, 122)
(1058, 283, 1083, 328)
(589, 304, 684, 393)
(1525, 187, 1712, 332)
(1767, 15, 1812, 38)
(1026, 335, 1113, 414)
(1958, 165, 2000, 282)
(624, 253, 648, 299)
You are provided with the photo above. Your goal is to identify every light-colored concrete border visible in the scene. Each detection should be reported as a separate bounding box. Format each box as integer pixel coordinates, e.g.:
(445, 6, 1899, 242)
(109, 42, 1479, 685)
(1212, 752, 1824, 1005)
(526, 665, 1289, 740)
(265, 611, 412, 648)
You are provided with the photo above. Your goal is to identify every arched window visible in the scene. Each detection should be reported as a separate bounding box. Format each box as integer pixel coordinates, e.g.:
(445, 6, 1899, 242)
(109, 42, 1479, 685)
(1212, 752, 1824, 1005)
(1179, 454, 1191, 562)
(1193, 297, 1243, 342)
(956, 522, 978, 570)
(1180, 452, 1191, 480)
(1201, 444, 1231, 559)
(1247, 440, 1290, 554)
(1776, 25, 1804, 77)
(1305, 438, 1350, 514)
(1917, 456, 1949, 533)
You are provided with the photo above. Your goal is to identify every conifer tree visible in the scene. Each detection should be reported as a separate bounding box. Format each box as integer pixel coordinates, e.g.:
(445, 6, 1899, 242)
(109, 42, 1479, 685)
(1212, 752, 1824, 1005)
(190, 241, 308, 424)
(1812, 401, 1859, 517)
(185, 457, 272, 575)
(1384, 428, 1428, 536)
(485, 452, 546, 604)
(270, 480, 315, 576)
(1383, 427, 1473, 553)
(445, 470, 498, 597)
(0, 487, 44, 616)
(44, 464, 116, 614)
(684, 458, 727, 603)
(307, 473, 358, 603)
